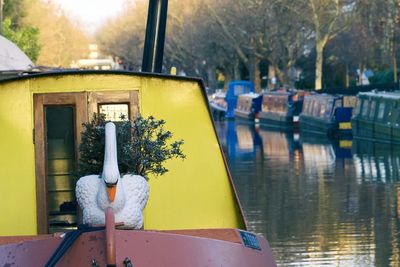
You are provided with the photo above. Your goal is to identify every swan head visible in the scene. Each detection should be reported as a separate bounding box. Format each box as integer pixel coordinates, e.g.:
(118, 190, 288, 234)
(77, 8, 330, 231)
(102, 122, 120, 202)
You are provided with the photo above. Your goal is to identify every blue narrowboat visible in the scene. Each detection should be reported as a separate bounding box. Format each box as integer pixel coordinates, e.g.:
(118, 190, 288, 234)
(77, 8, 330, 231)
(352, 91, 400, 143)
(299, 94, 355, 137)
(234, 92, 263, 122)
(226, 80, 256, 119)
(258, 90, 306, 130)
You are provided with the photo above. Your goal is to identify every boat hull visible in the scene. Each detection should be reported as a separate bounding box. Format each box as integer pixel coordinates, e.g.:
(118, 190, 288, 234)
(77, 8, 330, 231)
(234, 109, 255, 123)
(258, 111, 296, 130)
(0, 229, 276, 267)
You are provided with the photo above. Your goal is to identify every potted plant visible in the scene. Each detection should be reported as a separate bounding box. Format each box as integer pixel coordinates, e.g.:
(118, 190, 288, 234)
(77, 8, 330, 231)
(76, 114, 185, 229)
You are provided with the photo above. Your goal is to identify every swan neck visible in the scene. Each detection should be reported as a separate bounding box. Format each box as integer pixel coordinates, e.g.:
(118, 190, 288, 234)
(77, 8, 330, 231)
(102, 122, 120, 182)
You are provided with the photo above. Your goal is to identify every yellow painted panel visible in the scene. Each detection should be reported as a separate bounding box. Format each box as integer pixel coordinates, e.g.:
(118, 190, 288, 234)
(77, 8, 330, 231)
(30, 74, 141, 93)
(339, 122, 352, 130)
(339, 140, 352, 148)
(140, 77, 244, 229)
(0, 80, 37, 236)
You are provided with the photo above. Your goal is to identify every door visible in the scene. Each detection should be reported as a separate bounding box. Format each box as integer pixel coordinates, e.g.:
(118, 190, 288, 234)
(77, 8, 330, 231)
(34, 93, 87, 234)
(34, 91, 139, 234)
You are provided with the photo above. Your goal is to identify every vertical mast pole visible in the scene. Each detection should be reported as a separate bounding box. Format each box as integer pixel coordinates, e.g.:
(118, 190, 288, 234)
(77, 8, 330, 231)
(142, 0, 169, 73)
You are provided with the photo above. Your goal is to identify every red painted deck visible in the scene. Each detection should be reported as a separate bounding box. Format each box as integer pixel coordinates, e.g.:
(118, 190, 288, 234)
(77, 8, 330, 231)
(0, 228, 276, 266)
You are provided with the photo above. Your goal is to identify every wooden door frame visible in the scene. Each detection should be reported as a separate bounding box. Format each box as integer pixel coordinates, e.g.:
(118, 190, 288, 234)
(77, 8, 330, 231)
(33, 92, 88, 234)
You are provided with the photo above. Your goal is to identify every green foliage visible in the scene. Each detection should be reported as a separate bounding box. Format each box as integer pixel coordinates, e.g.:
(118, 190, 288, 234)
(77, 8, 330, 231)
(78, 114, 185, 179)
(3, 0, 25, 28)
(2, 18, 41, 62)
(369, 70, 397, 84)
(78, 113, 106, 177)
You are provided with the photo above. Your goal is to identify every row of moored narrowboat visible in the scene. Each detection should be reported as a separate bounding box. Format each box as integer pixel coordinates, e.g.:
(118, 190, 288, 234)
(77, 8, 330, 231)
(209, 81, 400, 142)
(352, 91, 400, 143)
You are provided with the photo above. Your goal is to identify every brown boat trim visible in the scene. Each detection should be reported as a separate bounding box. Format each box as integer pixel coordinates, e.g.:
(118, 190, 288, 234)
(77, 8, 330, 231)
(0, 233, 61, 245)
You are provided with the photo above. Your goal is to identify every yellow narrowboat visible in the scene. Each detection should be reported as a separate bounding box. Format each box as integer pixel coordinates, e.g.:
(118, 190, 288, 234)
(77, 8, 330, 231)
(0, 70, 277, 266)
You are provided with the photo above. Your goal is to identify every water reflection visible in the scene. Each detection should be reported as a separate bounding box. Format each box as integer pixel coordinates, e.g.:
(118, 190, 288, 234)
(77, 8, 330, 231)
(215, 121, 400, 267)
(353, 140, 400, 183)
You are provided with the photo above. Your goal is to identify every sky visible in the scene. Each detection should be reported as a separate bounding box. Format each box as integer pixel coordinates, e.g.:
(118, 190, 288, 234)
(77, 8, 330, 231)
(50, 0, 128, 34)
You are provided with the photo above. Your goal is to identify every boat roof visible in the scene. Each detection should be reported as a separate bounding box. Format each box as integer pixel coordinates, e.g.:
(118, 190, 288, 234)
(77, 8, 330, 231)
(0, 69, 204, 85)
(305, 93, 343, 100)
(358, 90, 400, 99)
(262, 90, 293, 97)
(239, 92, 261, 99)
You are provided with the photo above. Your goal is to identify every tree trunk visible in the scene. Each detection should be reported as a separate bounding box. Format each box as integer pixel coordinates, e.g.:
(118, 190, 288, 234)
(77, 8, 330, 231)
(358, 63, 363, 85)
(267, 65, 276, 90)
(345, 64, 349, 87)
(393, 54, 398, 83)
(248, 54, 256, 84)
(234, 58, 241, 80)
(315, 43, 324, 90)
(207, 65, 217, 91)
(248, 54, 261, 92)
(224, 72, 232, 91)
(275, 67, 287, 88)
(255, 58, 261, 92)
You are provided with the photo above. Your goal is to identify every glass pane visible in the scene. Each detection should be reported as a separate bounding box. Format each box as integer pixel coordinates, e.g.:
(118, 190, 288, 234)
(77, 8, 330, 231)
(45, 106, 77, 233)
(99, 103, 129, 121)
(362, 100, 370, 118)
(354, 99, 362, 116)
(377, 102, 385, 120)
(320, 101, 326, 117)
(369, 101, 376, 119)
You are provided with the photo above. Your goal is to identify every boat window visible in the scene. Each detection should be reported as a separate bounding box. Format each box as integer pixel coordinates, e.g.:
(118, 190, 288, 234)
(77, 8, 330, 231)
(308, 99, 313, 115)
(262, 96, 269, 112)
(389, 109, 400, 124)
(313, 100, 320, 117)
(282, 97, 288, 112)
(325, 99, 334, 117)
(353, 99, 362, 116)
(369, 100, 376, 120)
(304, 98, 312, 115)
(377, 102, 385, 120)
(334, 99, 343, 110)
(234, 85, 245, 96)
(305, 99, 312, 115)
(361, 99, 369, 118)
(275, 97, 281, 112)
(268, 95, 274, 112)
(88, 91, 139, 121)
(99, 104, 129, 121)
(320, 101, 326, 118)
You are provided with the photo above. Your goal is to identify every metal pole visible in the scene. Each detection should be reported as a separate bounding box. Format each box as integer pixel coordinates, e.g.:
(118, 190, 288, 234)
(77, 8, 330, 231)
(142, 0, 168, 73)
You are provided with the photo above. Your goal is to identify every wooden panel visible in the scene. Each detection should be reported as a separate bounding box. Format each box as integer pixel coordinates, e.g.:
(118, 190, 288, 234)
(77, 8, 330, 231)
(33, 94, 47, 235)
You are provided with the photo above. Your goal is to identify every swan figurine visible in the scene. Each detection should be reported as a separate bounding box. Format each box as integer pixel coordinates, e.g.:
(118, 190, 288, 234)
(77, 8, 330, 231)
(76, 122, 149, 229)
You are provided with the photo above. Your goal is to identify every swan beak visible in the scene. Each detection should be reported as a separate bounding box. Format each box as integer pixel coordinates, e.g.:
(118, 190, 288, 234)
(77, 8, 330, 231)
(107, 186, 117, 202)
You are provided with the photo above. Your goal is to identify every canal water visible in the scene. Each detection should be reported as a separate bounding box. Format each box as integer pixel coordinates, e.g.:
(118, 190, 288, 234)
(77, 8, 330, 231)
(215, 120, 400, 267)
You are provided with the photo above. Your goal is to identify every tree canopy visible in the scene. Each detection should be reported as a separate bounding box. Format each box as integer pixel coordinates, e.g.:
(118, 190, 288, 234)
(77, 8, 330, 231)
(95, 0, 400, 90)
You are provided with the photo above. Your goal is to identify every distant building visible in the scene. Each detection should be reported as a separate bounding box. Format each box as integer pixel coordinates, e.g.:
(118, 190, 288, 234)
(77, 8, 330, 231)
(70, 43, 122, 70)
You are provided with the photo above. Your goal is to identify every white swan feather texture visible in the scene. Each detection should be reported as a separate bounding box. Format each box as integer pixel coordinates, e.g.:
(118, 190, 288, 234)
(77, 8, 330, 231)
(76, 122, 149, 229)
